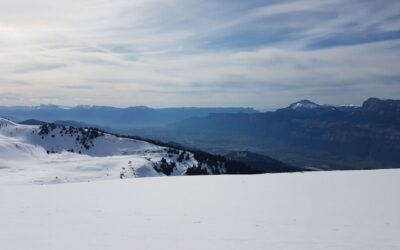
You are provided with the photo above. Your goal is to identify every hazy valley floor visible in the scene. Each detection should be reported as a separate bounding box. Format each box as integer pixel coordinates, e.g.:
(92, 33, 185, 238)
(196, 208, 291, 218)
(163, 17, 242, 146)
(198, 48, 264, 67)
(1, 170, 399, 250)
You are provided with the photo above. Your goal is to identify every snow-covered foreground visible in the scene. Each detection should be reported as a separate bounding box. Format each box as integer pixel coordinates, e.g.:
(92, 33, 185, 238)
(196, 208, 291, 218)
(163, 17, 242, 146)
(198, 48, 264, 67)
(1, 170, 399, 250)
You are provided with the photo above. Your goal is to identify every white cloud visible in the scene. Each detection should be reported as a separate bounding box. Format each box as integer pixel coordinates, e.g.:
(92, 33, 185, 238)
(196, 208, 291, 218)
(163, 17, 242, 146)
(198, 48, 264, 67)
(0, 0, 399, 108)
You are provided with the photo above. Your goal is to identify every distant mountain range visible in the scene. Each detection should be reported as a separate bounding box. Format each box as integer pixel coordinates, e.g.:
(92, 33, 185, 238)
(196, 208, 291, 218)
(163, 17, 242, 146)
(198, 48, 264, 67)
(0, 105, 258, 128)
(127, 98, 400, 170)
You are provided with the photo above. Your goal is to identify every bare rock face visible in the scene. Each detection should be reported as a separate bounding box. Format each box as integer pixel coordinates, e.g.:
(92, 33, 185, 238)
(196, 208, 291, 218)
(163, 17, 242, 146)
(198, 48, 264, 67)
(362, 98, 400, 114)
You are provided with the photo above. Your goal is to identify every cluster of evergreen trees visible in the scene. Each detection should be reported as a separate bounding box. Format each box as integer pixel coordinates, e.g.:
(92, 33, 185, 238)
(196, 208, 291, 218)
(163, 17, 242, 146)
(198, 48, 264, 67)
(39, 124, 104, 150)
(185, 165, 209, 175)
(38, 123, 57, 135)
(75, 128, 103, 150)
(153, 157, 176, 175)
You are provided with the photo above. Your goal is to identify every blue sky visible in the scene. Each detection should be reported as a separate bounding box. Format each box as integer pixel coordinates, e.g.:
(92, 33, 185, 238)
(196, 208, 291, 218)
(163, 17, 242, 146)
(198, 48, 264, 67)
(0, 0, 400, 108)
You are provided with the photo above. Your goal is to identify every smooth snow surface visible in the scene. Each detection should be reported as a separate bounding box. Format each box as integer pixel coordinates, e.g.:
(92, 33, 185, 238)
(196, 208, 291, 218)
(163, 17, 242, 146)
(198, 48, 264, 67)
(1, 170, 399, 250)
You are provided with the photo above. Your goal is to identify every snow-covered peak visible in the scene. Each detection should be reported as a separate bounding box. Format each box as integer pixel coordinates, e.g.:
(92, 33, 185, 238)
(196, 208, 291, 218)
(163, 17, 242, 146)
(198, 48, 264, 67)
(289, 100, 320, 110)
(38, 104, 74, 109)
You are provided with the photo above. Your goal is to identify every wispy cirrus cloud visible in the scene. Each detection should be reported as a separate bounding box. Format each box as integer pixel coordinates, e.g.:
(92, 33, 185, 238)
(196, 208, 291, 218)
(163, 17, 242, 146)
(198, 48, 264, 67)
(0, 0, 399, 108)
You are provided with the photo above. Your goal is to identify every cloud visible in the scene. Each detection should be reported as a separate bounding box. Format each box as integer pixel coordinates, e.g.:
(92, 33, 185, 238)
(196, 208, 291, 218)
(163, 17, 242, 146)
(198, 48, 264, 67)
(0, 0, 399, 108)
(58, 85, 93, 90)
(14, 64, 67, 74)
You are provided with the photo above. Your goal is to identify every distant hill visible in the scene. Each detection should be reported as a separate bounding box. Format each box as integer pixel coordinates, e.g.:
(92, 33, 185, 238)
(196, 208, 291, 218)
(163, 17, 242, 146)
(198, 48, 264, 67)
(19, 119, 47, 125)
(20, 119, 98, 129)
(226, 151, 311, 173)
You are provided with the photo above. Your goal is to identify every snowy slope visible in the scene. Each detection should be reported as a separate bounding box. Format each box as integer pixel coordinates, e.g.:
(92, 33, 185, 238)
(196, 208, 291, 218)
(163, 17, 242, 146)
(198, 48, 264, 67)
(0, 170, 399, 250)
(0, 118, 213, 185)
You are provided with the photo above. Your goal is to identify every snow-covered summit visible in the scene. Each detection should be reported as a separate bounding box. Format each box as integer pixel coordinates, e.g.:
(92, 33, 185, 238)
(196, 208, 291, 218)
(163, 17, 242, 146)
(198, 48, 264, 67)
(289, 100, 320, 110)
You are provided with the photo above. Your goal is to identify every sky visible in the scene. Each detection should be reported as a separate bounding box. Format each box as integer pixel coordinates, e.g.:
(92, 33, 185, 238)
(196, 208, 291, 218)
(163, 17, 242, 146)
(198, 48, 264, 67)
(0, 0, 400, 109)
